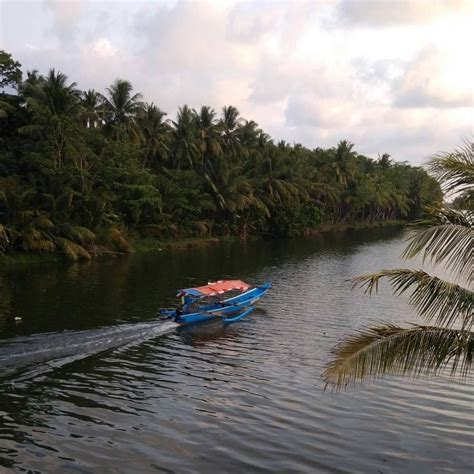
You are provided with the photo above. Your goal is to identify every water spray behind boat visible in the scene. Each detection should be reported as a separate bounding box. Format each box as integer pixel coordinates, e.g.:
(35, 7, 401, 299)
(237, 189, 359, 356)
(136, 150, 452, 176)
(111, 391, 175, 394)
(0, 319, 178, 384)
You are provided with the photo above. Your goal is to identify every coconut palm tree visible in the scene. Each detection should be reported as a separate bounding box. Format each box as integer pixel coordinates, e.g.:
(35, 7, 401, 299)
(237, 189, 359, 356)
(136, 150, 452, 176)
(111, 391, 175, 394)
(136, 103, 170, 169)
(18, 69, 82, 168)
(171, 105, 199, 170)
(378, 153, 392, 170)
(28, 69, 80, 116)
(100, 79, 144, 141)
(331, 140, 357, 188)
(204, 155, 255, 216)
(80, 89, 103, 128)
(328, 140, 358, 222)
(220, 105, 244, 158)
(323, 141, 474, 388)
(194, 105, 223, 172)
(20, 68, 80, 118)
(238, 119, 261, 148)
(247, 147, 304, 210)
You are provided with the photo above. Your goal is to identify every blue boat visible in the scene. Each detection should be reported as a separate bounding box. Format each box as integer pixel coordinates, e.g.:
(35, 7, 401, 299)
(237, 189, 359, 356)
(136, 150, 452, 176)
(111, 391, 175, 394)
(159, 280, 271, 326)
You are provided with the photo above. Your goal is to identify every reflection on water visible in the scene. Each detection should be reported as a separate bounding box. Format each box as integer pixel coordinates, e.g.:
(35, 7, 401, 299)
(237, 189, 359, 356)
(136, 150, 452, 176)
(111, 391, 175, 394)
(0, 227, 473, 473)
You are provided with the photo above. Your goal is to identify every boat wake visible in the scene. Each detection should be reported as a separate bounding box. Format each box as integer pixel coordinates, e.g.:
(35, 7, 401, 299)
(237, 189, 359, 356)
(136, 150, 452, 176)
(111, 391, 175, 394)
(0, 319, 178, 384)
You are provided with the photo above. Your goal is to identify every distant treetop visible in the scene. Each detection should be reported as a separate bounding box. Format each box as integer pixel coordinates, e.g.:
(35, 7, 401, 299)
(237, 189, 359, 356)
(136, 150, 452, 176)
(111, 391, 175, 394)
(0, 50, 22, 91)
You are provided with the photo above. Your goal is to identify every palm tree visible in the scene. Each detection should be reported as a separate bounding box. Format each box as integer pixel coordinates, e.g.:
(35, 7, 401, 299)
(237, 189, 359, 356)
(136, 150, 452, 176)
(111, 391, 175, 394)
(238, 119, 261, 149)
(220, 105, 244, 158)
(327, 140, 358, 222)
(43, 69, 80, 114)
(19, 69, 81, 168)
(100, 79, 144, 141)
(19, 69, 44, 90)
(194, 105, 223, 172)
(80, 89, 103, 128)
(323, 141, 474, 388)
(171, 105, 199, 170)
(247, 147, 304, 211)
(331, 140, 357, 188)
(136, 103, 170, 169)
(155, 169, 215, 236)
(22, 68, 80, 116)
(204, 155, 255, 216)
(256, 130, 272, 150)
(378, 153, 392, 170)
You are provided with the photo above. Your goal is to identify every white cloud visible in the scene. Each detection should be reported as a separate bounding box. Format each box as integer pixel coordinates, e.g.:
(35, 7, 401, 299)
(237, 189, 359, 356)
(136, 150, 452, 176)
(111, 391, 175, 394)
(90, 38, 117, 58)
(45, 0, 85, 43)
(336, 0, 471, 27)
(393, 46, 473, 108)
(285, 95, 349, 129)
(227, 2, 281, 43)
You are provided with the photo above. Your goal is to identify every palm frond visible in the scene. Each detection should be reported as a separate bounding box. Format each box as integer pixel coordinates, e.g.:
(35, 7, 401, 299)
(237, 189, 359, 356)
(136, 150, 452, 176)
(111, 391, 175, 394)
(403, 217, 473, 283)
(428, 140, 474, 194)
(419, 205, 473, 227)
(353, 270, 473, 330)
(323, 325, 474, 389)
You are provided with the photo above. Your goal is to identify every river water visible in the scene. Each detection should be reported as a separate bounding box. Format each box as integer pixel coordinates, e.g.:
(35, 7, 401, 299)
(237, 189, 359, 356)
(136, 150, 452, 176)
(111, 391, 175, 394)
(0, 227, 472, 473)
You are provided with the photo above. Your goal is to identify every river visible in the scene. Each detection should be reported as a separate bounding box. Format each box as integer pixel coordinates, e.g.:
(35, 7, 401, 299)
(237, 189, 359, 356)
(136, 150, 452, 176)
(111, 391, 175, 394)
(0, 227, 472, 473)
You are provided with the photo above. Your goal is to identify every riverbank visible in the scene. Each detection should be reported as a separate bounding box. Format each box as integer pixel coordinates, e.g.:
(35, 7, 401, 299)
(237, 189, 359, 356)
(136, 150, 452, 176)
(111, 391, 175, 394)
(131, 236, 222, 253)
(301, 219, 405, 237)
(0, 237, 226, 266)
(0, 220, 405, 266)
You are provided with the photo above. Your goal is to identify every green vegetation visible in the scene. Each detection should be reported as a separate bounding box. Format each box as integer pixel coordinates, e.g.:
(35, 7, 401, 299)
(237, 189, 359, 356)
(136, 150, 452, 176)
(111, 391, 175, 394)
(323, 141, 473, 388)
(0, 51, 442, 261)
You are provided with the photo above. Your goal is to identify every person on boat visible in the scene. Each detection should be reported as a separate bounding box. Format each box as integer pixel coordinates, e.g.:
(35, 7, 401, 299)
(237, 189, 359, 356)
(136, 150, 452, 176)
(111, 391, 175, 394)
(181, 296, 192, 313)
(175, 296, 191, 322)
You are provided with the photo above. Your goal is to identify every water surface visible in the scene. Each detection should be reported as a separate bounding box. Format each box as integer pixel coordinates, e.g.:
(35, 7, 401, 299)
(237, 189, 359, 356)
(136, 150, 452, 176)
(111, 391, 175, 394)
(0, 227, 472, 473)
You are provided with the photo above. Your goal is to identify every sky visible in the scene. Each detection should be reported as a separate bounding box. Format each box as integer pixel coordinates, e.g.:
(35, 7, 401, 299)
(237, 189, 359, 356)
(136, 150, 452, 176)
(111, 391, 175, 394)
(0, 0, 472, 164)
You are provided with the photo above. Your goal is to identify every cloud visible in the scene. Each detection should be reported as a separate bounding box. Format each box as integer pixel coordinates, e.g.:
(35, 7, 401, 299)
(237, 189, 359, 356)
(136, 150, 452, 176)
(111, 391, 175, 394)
(393, 47, 473, 108)
(348, 109, 472, 163)
(352, 58, 403, 85)
(45, 0, 84, 43)
(336, 0, 471, 27)
(285, 95, 348, 129)
(90, 38, 117, 58)
(227, 2, 281, 43)
(281, 104, 472, 164)
(134, 2, 231, 74)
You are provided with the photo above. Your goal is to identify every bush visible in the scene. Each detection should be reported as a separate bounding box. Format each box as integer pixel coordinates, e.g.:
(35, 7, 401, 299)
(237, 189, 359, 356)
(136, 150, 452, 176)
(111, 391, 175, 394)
(269, 203, 322, 237)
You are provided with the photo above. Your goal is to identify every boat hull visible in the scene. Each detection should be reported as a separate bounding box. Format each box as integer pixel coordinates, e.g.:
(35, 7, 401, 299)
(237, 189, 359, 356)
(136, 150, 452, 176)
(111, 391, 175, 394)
(222, 282, 271, 307)
(161, 305, 255, 326)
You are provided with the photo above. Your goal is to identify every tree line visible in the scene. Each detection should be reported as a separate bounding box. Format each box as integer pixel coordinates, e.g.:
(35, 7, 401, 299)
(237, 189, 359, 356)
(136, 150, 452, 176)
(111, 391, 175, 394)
(0, 50, 442, 260)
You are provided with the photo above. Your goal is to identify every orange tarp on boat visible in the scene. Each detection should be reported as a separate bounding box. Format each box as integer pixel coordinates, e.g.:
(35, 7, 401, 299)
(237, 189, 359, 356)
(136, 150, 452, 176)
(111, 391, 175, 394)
(178, 280, 250, 297)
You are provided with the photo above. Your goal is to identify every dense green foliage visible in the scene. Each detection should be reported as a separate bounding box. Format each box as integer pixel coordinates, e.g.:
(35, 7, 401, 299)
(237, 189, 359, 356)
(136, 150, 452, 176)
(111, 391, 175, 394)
(0, 52, 442, 260)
